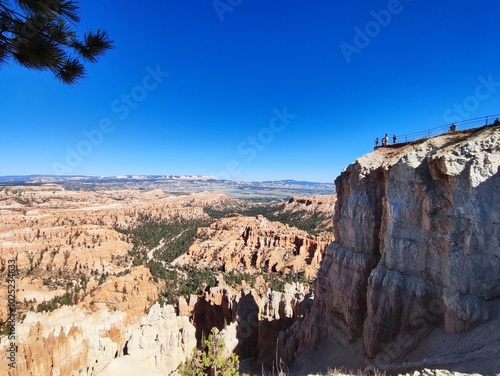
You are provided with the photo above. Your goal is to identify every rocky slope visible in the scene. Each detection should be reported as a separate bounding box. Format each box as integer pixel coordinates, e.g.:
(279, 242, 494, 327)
(173, 215, 333, 279)
(281, 125, 500, 373)
(282, 195, 336, 235)
(284, 195, 336, 215)
(0, 266, 196, 376)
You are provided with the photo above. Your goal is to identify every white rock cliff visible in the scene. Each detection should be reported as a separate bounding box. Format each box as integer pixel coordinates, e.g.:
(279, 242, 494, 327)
(281, 125, 500, 371)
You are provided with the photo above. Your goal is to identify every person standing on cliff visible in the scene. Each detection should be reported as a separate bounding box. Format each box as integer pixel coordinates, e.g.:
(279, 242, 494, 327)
(383, 134, 388, 146)
(393, 134, 397, 144)
(375, 137, 379, 147)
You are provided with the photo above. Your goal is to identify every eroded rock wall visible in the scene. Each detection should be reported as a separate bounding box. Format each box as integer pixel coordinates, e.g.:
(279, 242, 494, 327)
(104, 303, 196, 375)
(178, 279, 312, 366)
(282, 125, 500, 361)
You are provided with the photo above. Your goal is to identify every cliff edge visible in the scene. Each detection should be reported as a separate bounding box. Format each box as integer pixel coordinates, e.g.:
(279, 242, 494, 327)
(281, 125, 500, 374)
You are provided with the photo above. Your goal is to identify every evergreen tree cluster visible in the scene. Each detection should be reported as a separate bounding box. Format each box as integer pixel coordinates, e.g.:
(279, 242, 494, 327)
(158, 266, 218, 305)
(115, 215, 211, 266)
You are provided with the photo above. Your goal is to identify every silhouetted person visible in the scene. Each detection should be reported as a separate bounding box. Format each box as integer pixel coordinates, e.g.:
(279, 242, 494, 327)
(393, 134, 397, 144)
(382, 133, 388, 146)
(375, 137, 379, 147)
(449, 123, 456, 132)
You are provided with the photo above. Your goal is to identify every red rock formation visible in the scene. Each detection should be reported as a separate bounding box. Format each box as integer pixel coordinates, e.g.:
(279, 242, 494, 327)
(286, 195, 336, 214)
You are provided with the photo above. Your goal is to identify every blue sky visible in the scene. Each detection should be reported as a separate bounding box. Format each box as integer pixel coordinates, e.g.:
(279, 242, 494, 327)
(1, 1, 500, 182)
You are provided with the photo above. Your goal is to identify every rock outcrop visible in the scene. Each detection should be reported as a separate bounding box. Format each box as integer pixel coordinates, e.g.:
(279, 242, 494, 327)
(100, 304, 196, 376)
(281, 125, 500, 366)
(282, 195, 336, 234)
(284, 195, 336, 215)
(176, 277, 313, 366)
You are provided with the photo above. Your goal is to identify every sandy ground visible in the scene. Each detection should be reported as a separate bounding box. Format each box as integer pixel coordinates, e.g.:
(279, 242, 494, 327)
(17, 278, 66, 303)
(99, 356, 166, 376)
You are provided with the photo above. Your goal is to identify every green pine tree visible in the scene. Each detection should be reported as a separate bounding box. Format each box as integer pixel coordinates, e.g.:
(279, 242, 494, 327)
(179, 327, 240, 376)
(0, 0, 113, 83)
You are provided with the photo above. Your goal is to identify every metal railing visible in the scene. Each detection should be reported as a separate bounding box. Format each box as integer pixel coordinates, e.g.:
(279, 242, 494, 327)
(376, 114, 500, 146)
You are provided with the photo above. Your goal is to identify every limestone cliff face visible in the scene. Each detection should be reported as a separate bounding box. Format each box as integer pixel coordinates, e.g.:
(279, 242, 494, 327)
(282, 125, 500, 361)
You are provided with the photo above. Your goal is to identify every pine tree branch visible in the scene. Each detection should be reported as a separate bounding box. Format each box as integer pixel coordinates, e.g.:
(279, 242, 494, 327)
(0, 0, 112, 83)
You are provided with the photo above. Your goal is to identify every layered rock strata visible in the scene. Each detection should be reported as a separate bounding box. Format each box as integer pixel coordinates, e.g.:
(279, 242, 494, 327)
(282, 125, 500, 361)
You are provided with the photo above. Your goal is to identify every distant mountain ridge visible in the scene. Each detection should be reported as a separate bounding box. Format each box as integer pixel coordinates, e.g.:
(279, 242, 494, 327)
(0, 175, 335, 198)
(0, 174, 218, 183)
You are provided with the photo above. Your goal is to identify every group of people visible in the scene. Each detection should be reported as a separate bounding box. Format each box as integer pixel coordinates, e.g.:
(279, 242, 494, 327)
(375, 133, 397, 147)
(373, 119, 498, 149)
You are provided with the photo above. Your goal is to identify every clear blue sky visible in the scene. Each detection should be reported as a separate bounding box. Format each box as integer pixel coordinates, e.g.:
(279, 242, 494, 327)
(1, 1, 500, 182)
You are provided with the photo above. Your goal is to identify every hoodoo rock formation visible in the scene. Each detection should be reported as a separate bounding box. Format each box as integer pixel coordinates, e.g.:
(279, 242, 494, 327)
(281, 125, 500, 372)
(174, 215, 334, 279)
(176, 278, 313, 367)
(0, 267, 196, 376)
(0, 184, 335, 375)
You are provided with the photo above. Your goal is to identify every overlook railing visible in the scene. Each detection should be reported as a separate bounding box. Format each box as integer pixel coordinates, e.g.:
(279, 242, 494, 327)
(375, 113, 500, 147)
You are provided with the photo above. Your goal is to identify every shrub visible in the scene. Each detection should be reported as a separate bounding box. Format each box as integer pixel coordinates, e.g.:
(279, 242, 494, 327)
(178, 327, 239, 376)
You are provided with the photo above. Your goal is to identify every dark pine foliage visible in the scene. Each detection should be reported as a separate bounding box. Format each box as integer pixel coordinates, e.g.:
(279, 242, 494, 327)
(157, 266, 218, 305)
(36, 291, 73, 312)
(0, 0, 113, 83)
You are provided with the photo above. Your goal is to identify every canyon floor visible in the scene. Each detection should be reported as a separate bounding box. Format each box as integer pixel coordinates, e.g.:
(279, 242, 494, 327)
(286, 305, 500, 375)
